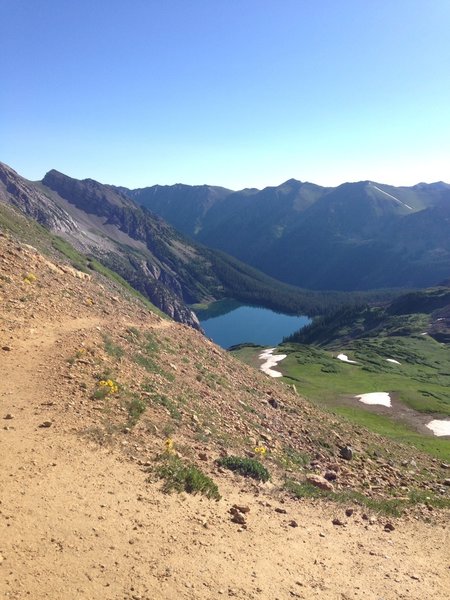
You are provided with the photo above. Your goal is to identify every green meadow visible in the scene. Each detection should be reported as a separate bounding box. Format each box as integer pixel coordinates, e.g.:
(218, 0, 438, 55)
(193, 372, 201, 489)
(232, 334, 450, 460)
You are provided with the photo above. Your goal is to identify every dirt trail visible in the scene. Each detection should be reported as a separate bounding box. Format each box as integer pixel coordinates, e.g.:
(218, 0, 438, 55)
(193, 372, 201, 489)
(1, 314, 449, 600)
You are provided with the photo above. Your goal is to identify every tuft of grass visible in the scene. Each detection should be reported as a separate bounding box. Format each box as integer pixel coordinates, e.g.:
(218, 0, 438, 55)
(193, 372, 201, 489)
(133, 353, 175, 381)
(153, 394, 181, 420)
(285, 480, 404, 516)
(103, 335, 124, 359)
(154, 455, 221, 500)
(125, 396, 147, 427)
(277, 446, 310, 470)
(217, 455, 270, 482)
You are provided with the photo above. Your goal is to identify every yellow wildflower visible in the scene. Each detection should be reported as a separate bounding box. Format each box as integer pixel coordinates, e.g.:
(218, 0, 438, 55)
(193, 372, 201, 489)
(164, 438, 175, 454)
(23, 273, 37, 284)
(98, 379, 119, 394)
(254, 446, 267, 457)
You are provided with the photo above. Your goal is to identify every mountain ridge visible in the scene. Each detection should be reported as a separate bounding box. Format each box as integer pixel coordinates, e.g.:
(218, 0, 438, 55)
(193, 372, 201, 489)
(124, 177, 450, 291)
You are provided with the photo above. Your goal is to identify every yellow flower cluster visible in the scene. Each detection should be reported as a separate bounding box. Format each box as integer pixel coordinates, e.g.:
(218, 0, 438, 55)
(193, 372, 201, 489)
(164, 438, 175, 454)
(254, 445, 267, 457)
(23, 273, 37, 284)
(98, 379, 119, 394)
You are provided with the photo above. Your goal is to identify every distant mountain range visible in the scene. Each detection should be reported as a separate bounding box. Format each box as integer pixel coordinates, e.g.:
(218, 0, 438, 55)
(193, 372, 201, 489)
(124, 179, 450, 290)
(1, 162, 356, 327)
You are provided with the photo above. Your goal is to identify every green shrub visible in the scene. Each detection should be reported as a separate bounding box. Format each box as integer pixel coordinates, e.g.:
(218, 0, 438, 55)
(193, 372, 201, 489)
(217, 455, 270, 482)
(155, 455, 220, 500)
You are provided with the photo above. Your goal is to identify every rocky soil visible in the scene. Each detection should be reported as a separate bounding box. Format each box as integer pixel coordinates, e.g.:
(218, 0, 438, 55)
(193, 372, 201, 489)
(1, 232, 449, 599)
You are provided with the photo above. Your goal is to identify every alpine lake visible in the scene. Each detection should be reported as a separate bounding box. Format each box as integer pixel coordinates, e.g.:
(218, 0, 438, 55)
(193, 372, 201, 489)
(193, 299, 311, 349)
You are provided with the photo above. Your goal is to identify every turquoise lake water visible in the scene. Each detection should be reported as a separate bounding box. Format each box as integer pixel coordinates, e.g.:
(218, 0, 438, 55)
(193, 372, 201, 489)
(198, 304, 310, 349)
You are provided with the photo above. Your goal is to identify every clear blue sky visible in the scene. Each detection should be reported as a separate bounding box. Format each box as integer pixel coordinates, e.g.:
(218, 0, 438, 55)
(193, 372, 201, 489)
(1, 0, 449, 189)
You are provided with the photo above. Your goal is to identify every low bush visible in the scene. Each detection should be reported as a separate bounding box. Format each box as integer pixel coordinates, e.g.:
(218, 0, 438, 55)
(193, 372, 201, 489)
(155, 455, 220, 500)
(217, 455, 270, 482)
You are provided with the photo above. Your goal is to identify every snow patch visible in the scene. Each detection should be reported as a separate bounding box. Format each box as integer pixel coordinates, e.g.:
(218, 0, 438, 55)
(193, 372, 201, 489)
(370, 183, 413, 210)
(426, 420, 450, 437)
(259, 348, 287, 378)
(337, 353, 358, 364)
(355, 392, 392, 407)
(386, 358, 401, 365)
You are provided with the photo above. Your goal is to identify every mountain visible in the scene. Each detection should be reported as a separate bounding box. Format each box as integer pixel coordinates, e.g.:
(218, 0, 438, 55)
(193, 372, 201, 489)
(123, 183, 232, 236)
(1, 162, 364, 327)
(125, 179, 450, 290)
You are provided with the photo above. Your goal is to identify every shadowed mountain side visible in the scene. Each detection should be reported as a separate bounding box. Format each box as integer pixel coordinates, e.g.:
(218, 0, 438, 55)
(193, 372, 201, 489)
(126, 178, 450, 290)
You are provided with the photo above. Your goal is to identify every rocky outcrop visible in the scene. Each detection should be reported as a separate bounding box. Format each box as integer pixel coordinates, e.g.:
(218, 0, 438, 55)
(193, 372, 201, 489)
(0, 163, 79, 234)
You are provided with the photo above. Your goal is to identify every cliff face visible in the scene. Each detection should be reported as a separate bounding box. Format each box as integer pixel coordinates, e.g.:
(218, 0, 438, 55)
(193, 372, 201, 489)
(0, 163, 79, 234)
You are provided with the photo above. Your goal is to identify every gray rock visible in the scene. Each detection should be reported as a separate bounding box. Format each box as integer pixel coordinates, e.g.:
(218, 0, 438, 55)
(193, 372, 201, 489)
(339, 446, 353, 460)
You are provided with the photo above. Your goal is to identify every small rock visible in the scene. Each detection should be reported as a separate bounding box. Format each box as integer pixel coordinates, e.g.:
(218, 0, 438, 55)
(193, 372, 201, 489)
(231, 512, 246, 525)
(332, 518, 345, 526)
(39, 421, 53, 428)
(443, 479, 450, 486)
(306, 474, 334, 491)
(275, 507, 287, 514)
(339, 446, 353, 460)
(4, 414, 14, 420)
(384, 522, 395, 532)
(231, 504, 250, 514)
(288, 520, 298, 528)
(410, 574, 420, 581)
(268, 398, 279, 409)
(345, 508, 354, 517)
(198, 452, 208, 461)
(440, 463, 450, 469)
(324, 470, 337, 481)
(2, 346, 11, 351)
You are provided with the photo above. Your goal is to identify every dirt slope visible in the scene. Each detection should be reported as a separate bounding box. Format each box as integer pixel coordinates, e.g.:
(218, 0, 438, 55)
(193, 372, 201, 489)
(0, 233, 449, 599)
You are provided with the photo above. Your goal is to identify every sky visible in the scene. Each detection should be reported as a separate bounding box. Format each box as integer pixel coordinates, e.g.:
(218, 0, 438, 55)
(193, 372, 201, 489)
(1, 0, 450, 190)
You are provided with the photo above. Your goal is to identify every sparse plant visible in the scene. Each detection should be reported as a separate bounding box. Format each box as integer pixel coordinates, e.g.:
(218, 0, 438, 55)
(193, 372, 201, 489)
(217, 455, 270, 482)
(154, 454, 220, 500)
(93, 378, 120, 399)
(125, 396, 147, 427)
(103, 335, 124, 358)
